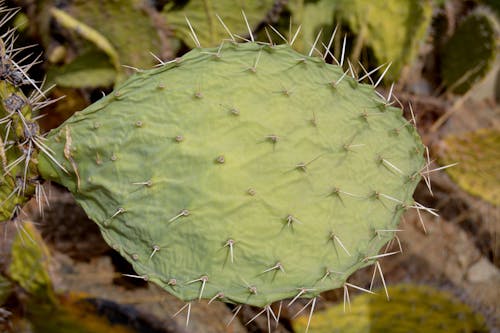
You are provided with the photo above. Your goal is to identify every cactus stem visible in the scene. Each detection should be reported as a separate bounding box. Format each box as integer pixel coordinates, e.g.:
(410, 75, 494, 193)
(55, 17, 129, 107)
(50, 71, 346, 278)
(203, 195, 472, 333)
(172, 302, 191, 327)
(227, 304, 243, 327)
(288, 287, 316, 307)
(168, 209, 190, 222)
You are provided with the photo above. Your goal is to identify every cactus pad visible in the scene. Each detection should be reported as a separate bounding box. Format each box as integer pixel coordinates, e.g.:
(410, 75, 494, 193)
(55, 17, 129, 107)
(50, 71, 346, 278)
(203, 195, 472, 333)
(437, 128, 500, 206)
(441, 8, 499, 94)
(292, 284, 489, 333)
(38, 42, 425, 307)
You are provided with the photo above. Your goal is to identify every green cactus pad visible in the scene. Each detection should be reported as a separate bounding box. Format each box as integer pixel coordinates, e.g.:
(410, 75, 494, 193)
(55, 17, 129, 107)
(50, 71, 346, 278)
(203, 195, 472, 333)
(292, 284, 489, 333)
(441, 8, 499, 94)
(437, 128, 500, 206)
(38, 42, 425, 307)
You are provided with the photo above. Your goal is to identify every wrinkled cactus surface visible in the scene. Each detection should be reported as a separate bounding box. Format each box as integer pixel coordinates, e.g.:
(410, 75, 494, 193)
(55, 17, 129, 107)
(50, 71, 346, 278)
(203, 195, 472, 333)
(37, 41, 425, 306)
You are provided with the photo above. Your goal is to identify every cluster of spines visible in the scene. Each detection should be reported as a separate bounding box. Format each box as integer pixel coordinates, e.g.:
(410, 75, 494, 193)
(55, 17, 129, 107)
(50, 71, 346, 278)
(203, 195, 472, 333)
(0, 5, 61, 223)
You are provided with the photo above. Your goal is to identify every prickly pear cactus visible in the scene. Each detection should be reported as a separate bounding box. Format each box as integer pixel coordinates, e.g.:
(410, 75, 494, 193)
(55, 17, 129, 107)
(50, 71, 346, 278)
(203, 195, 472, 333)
(441, 8, 499, 94)
(37, 41, 425, 307)
(437, 128, 500, 206)
(0, 39, 41, 221)
(292, 284, 489, 333)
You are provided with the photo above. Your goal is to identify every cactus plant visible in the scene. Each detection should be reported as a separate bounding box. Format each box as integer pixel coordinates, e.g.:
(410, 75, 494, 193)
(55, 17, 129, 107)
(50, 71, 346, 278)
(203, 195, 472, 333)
(436, 128, 500, 206)
(0, 37, 44, 221)
(1, 4, 427, 315)
(292, 284, 489, 333)
(440, 8, 499, 94)
(35, 40, 425, 307)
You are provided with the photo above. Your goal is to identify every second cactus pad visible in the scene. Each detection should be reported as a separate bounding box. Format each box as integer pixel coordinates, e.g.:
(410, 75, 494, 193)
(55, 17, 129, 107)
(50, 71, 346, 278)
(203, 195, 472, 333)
(37, 42, 425, 307)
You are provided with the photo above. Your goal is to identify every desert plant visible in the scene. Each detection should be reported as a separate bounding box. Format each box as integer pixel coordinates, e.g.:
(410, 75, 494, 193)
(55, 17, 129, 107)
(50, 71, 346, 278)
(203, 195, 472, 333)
(0, 4, 438, 330)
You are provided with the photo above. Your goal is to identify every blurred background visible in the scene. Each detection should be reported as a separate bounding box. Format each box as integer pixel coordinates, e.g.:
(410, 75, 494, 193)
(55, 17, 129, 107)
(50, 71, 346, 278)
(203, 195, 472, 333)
(0, 0, 498, 332)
